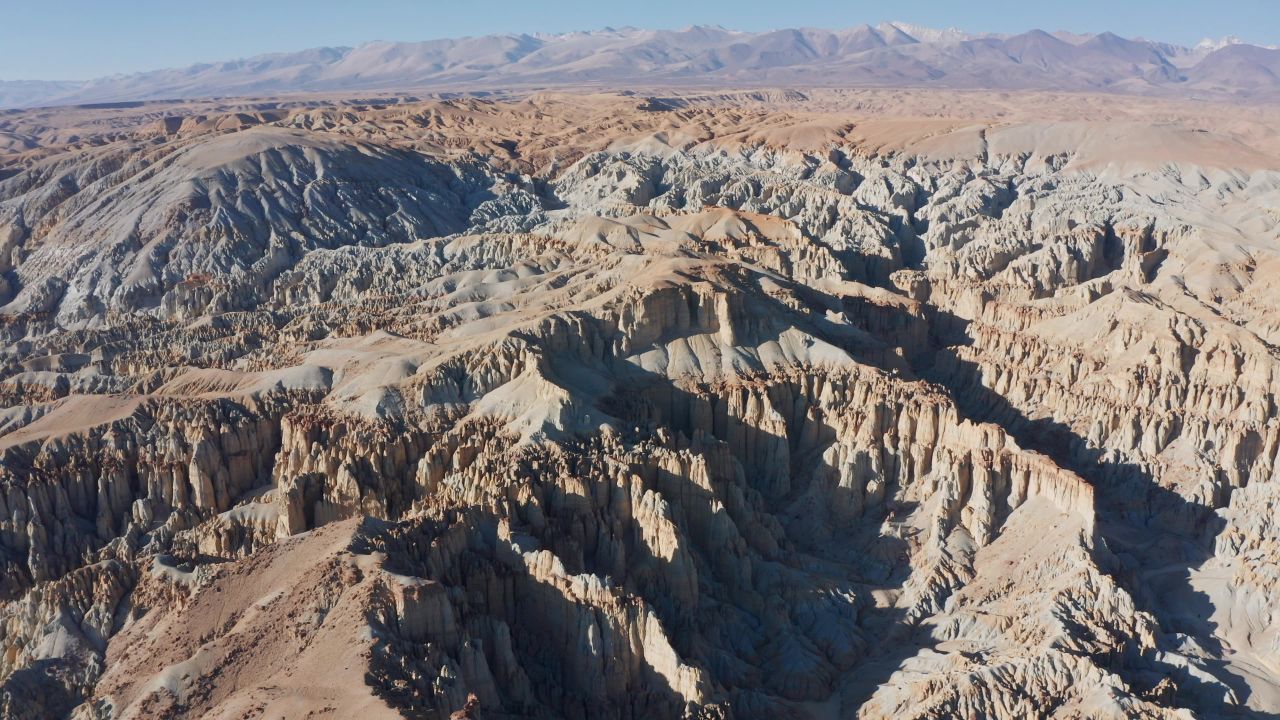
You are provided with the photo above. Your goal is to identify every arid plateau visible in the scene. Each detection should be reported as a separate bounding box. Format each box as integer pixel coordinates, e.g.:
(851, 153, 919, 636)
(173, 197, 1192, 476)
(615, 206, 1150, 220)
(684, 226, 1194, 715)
(1, 83, 1280, 718)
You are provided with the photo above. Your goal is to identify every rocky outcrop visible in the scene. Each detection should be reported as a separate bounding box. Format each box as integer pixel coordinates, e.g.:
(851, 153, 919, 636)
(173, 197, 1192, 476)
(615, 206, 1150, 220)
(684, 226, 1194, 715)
(2, 91, 1279, 718)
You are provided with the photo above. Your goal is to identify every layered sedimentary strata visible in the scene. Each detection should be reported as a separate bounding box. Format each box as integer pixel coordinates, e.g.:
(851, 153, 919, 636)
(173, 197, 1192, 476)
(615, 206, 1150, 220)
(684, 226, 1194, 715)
(0, 90, 1278, 718)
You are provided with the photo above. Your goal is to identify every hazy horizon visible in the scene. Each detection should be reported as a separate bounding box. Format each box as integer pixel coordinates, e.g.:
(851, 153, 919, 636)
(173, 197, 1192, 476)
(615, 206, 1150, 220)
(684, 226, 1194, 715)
(1, 0, 1277, 81)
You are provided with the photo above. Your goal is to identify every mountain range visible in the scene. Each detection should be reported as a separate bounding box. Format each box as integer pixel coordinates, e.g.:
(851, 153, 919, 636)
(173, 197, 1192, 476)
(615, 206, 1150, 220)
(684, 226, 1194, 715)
(3, 22, 1279, 108)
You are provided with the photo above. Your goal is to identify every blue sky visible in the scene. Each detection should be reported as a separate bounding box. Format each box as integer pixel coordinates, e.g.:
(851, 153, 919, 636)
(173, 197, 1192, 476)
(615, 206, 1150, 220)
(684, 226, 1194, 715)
(1, 0, 1277, 80)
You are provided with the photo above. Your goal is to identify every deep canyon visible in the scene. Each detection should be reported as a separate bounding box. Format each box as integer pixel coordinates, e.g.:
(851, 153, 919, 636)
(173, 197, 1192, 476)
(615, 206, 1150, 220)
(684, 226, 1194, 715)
(1, 87, 1279, 718)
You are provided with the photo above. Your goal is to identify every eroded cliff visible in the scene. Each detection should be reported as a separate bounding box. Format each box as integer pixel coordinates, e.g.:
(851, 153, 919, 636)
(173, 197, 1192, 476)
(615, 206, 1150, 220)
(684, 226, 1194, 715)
(1, 90, 1279, 718)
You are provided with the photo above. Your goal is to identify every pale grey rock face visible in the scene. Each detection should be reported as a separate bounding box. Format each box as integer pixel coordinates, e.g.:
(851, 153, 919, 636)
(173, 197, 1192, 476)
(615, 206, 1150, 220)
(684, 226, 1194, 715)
(0, 90, 1278, 719)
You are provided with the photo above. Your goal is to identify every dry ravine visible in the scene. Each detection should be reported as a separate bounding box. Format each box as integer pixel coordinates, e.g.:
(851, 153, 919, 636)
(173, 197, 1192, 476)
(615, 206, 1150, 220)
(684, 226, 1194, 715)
(1, 89, 1280, 719)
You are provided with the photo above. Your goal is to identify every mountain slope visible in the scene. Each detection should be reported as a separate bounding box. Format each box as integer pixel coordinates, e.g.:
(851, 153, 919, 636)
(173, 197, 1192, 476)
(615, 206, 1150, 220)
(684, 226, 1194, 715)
(4, 24, 1280, 109)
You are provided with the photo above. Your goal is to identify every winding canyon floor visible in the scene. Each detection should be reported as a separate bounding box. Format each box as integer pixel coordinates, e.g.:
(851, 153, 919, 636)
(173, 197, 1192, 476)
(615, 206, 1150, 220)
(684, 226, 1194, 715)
(2, 88, 1280, 718)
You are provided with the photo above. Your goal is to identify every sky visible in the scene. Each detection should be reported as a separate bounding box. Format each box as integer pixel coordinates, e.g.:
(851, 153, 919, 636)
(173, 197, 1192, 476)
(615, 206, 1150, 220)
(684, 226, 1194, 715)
(1, 0, 1277, 81)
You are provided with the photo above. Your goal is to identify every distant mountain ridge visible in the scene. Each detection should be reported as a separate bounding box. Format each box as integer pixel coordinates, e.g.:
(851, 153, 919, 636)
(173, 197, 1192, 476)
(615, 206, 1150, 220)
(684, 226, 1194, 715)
(3, 22, 1278, 108)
